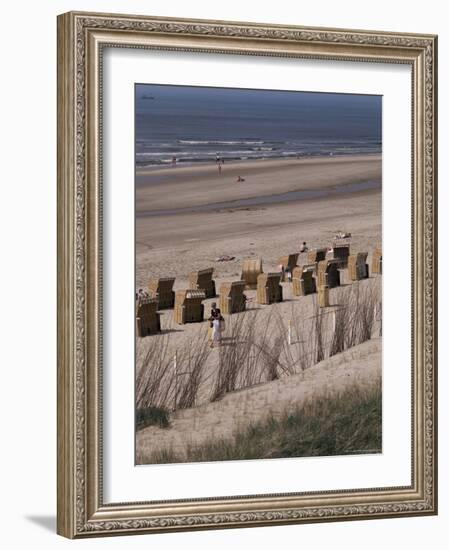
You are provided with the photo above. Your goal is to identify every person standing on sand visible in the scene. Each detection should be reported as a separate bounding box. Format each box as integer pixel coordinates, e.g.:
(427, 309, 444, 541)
(210, 311, 225, 348)
(208, 302, 220, 324)
(208, 302, 220, 341)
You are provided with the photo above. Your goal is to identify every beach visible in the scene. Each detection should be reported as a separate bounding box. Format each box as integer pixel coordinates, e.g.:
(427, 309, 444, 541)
(136, 154, 381, 285)
(135, 153, 382, 455)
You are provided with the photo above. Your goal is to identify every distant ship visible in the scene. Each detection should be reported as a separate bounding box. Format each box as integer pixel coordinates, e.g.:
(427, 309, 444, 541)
(142, 95, 155, 100)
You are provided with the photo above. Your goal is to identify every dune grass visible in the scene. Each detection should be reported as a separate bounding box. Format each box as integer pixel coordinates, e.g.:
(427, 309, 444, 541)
(136, 406, 170, 430)
(148, 379, 381, 464)
(137, 278, 381, 414)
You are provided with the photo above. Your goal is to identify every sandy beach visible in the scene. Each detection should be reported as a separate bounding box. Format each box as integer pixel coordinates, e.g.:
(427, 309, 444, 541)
(135, 153, 382, 462)
(136, 154, 381, 284)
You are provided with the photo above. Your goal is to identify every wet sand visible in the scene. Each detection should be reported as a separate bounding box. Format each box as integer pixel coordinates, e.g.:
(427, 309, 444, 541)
(136, 154, 381, 212)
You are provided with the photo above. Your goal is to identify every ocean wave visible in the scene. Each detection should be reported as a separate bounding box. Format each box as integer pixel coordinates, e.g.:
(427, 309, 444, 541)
(135, 136, 382, 165)
(177, 139, 266, 146)
(136, 148, 381, 166)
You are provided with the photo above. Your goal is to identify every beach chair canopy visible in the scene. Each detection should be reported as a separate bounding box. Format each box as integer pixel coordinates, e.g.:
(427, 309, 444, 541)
(307, 248, 328, 263)
(241, 258, 263, 288)
(278, 253, 299, 268)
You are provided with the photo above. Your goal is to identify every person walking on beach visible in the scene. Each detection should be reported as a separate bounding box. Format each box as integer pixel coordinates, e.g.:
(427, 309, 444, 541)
(209, 302, 220, 323)
(211, 311, 225, 348)
(208, 303, 220, 341)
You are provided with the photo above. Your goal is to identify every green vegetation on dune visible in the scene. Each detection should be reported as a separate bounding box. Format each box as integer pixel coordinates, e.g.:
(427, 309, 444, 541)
(136, 406, 170, 430)
(149, 380, 382, 464)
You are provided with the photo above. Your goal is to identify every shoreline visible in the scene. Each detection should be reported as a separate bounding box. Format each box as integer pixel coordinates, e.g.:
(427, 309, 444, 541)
(136, 151, 381, 174)
(136, 152, 381, 181)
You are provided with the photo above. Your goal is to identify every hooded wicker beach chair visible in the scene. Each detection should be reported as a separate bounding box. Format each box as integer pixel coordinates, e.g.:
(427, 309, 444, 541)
(219, 281, 247, 314)
(278, 253, 299, 281)
(241, 258, 263, 290)
(292, 264, 317, 296)
(136, 296, 161, 336)
(348, 252, 369, 281)
(148, 277, 175, 309)
(307, 248, 328, 264)
(257, 273, 283, 305)
(174, 289, 206, 324)
(331, 244, 350, 269)
(317, 259, 341, 289)
(371, 247, 382, 275)
(318, 285, 330, 308)
(189, 268, 216, 299)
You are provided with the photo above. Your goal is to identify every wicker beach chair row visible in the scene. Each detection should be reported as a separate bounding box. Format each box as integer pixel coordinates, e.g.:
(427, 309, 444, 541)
(138, 246, 381, 330)
(147, 269, 217, 311)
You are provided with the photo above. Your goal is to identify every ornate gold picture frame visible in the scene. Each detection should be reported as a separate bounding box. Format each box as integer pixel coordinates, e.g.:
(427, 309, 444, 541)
(57, 11, 437, 538)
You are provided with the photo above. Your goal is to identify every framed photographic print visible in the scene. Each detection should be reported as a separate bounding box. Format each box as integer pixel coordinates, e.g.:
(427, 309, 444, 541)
(57, 11, 438, 538)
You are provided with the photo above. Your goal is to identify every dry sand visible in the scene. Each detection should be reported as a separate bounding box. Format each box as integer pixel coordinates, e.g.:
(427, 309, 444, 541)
(136, 154, 381, 283)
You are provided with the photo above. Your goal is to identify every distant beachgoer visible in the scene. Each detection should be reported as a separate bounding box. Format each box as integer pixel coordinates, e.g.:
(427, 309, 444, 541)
(236, 175, 245, 182)
(299, 241, 308, 253)
(216, 152, 221, 164)
(171, 156, 177, 166)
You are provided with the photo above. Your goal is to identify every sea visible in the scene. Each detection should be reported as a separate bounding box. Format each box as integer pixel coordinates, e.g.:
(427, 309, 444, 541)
(135, 84, 382, 167)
